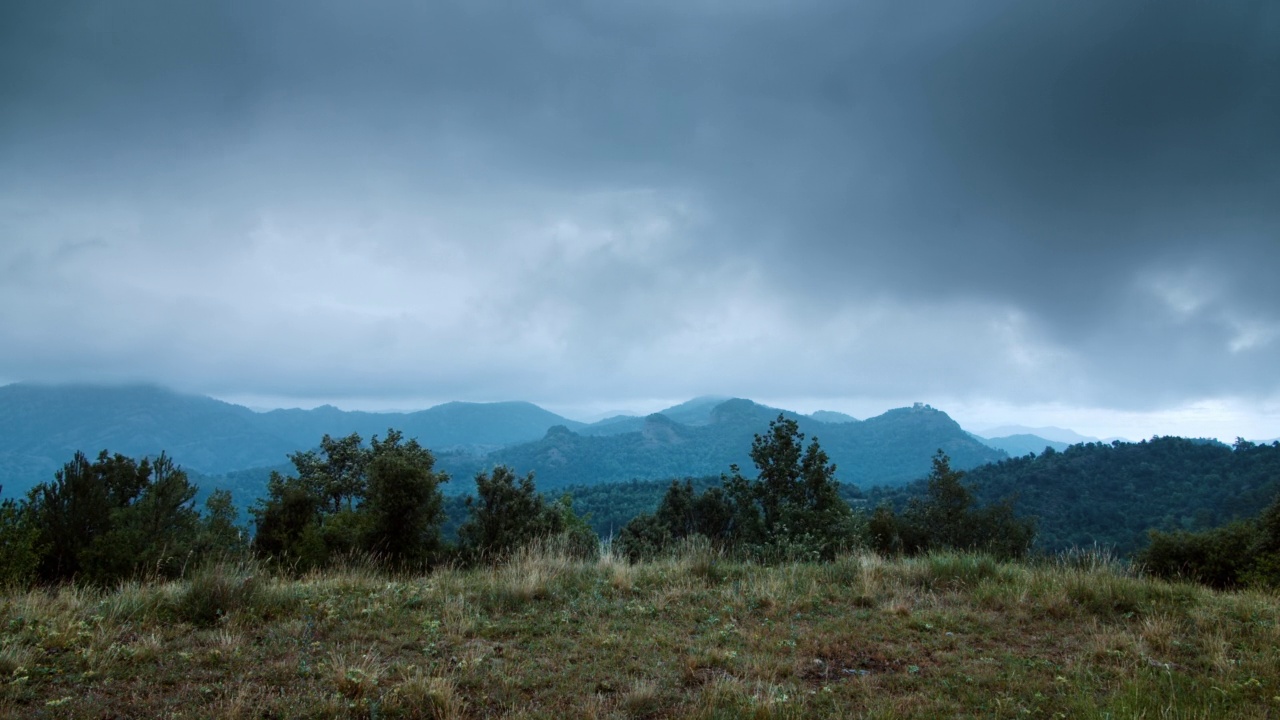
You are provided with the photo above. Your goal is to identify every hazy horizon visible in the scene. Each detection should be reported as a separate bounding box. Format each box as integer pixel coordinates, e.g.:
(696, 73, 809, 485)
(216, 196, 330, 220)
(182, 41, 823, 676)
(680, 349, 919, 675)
(11, 380, 1275, 444)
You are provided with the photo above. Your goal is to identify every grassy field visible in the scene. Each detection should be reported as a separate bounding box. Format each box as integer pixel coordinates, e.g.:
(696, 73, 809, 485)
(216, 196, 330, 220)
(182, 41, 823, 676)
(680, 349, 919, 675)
(1, 542, 1278, 719)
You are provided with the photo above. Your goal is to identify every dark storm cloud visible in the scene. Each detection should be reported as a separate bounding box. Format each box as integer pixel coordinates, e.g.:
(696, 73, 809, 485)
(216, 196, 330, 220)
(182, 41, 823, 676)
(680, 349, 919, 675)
(1, 0, 1277, 418)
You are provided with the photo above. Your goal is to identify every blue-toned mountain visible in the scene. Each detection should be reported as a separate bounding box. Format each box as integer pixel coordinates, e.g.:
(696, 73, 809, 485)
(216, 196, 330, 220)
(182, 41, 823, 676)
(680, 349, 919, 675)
(474, 400, 1004, 492)
(0, 384, 580, 496)
(1, 385, 1003, 502)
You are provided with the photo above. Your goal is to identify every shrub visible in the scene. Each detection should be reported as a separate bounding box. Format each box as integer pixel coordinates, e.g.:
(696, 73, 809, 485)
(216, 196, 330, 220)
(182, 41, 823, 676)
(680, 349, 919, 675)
(1138, 522, 1258, 588)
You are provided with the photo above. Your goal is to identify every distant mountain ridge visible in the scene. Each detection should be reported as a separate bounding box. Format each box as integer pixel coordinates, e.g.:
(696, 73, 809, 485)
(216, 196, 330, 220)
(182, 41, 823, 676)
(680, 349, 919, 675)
(0, 384, 581, 496)
(977, 425, 1099, 445)
(452, 399, 1002, 493)
(975, 433, 1071, 457)
(0, 384, 1002, 501)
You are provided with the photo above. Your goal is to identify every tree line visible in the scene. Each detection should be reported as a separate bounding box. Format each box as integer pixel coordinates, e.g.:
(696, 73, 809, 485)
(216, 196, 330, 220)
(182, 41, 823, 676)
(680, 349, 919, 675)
(0, 415, 1042, 588)
(613, 417, 1034, 562)
(0, 427, 606, 587)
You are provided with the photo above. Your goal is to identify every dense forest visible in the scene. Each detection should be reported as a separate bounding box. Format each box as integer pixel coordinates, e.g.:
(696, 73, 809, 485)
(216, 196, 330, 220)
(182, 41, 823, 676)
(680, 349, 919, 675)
(925, 437, 1280, 554)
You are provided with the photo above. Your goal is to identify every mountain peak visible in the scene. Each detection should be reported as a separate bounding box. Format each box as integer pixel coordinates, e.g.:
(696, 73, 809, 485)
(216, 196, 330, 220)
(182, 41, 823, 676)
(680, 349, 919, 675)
(709, 398, 770, 423)
(545, 424, 578, 439)
(656, 396, 734, 426)
(810, 410, 859, 424)
(641, 413, 686, 446)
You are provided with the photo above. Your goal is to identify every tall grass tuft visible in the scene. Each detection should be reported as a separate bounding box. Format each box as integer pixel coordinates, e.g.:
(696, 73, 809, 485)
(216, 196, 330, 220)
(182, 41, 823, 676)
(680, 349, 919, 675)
(674, 535, 725, 583)
(1054, 544, 1128, 574)
(328, 646, 383, 700)
(393, 671, 465, 719)
(620, 678, 664, 719)
(175, 560, 261, 627)
(483, 535, 584, 608)
(905, 552, 1008, 590)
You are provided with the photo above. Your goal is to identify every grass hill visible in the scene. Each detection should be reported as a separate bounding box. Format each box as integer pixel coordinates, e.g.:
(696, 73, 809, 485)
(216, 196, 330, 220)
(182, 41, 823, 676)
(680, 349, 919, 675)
(1, 547, 1276, 718)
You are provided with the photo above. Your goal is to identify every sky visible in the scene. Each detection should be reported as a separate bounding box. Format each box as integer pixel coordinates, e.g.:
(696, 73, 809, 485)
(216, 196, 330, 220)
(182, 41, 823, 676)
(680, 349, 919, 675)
(1, 1, 1278, 441)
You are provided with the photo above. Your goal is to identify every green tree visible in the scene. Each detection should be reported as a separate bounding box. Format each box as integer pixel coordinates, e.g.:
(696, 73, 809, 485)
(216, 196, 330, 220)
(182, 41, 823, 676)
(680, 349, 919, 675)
(252, 434, 373, 568)
(84, 453, 200, 583)
(614, 512, 672, 562)
(1139, 522, 1256, 588)
(615, 479, 737, 561)
(724, 415, 853, 558)
(1138, 492, 1280, 589)
(291, 433, 369, 514)
(867, 504, 901, 556)
(193, 489, 248, 559)
(362, 431, 448, 565)
(252, 429, 448, 569)
(546, 494, 600, 561)
(0, 493, 38, 586)
(652, 478, 698, 538)
(903, 451, 974, 552)
(1244, 494, 1280, 587)
(458, 466, 553, 560)
(22, 451, 215, 585)
(251, 471, 323, 566)
(27, 451, 113, 582)
(459, 466, 598, 563)
(878, 451, 1035, 559)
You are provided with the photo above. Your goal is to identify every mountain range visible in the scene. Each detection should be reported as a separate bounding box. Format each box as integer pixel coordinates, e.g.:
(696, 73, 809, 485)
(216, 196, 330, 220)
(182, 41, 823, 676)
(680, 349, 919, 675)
(1, 384, 1019, 501)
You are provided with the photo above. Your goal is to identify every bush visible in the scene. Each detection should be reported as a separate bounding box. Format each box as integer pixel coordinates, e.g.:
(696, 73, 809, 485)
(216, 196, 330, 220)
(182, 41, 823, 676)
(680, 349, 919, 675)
(615, 513, 673, 562)
(1137, 522, 1258, 588)
(1136, 492, 1280, 589)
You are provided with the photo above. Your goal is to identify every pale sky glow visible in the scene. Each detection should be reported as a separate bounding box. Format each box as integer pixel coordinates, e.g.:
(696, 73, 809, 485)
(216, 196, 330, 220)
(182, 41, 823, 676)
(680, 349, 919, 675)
(2, 1, 1277, 443)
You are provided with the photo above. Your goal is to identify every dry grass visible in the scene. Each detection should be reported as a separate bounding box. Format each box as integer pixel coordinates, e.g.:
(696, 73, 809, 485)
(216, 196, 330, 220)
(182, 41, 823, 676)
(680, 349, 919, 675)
(0, 549, 1278, 718)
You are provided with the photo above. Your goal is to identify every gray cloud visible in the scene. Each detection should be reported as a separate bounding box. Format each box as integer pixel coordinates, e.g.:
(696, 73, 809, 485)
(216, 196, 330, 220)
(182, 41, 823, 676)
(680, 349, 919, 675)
(1, 0, 1277, 432)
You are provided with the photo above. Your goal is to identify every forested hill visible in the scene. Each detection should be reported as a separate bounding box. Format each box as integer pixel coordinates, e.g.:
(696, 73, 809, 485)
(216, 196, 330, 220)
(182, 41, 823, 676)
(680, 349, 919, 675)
(0, 384, 582, 496)
(469, 400, 1004, 492)
(1, 384, 1002, 501)
(0, 384, 294, 495)
(870, 437, 1280, 554)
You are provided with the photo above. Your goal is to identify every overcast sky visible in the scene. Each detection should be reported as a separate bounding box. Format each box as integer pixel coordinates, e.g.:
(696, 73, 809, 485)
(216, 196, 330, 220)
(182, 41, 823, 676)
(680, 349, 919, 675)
(2, 1, 1277, 440)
